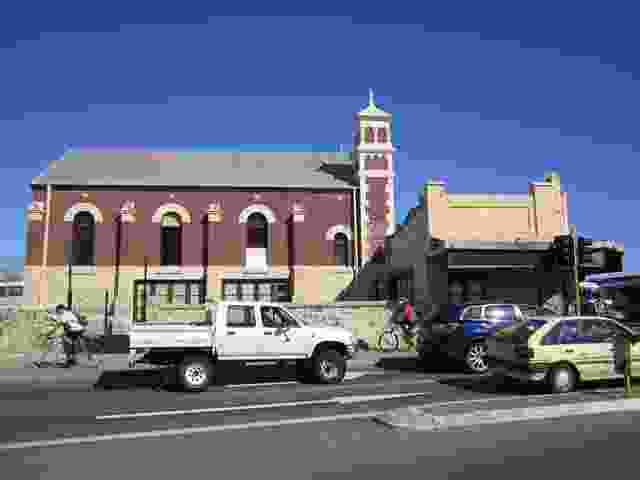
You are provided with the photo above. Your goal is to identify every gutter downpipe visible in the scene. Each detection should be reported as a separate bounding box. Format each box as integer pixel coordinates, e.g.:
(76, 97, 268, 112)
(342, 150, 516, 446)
(352, 187, 359, 275)
(40, 183, 52, 307)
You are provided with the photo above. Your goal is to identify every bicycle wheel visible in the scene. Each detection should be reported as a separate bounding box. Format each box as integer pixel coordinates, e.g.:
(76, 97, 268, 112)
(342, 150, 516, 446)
(51, 337, 68, 365)
(377, 329, 399, 352)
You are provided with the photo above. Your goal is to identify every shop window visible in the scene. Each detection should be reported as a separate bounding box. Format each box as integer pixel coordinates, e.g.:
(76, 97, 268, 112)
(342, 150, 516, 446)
(222, 280, 291, 303)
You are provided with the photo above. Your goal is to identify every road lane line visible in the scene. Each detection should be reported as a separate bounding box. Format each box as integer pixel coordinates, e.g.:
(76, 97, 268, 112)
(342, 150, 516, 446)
(223, 371, 396, 388)
(96, 391, 436, 420)
(225, 381, 299, 388)
(335, 392, 432, 404)
(0, 411, 388, 451)
(96, 399, 338, 420)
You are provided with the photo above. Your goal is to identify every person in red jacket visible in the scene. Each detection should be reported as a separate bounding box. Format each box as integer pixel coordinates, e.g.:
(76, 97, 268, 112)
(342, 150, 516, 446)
(395, 297, 416, 337)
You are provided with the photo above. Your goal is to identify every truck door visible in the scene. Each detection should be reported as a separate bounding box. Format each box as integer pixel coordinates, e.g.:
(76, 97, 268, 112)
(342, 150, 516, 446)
(217, 304, 265, 359)
(259, 305, 311, 357)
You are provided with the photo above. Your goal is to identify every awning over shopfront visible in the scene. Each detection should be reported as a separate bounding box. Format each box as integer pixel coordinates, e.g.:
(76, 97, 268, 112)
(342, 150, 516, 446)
(448, 250, 544, 269)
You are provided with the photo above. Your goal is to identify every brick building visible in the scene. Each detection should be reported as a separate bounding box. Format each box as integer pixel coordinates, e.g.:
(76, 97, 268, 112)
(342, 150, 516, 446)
(24, 92, 397, 328)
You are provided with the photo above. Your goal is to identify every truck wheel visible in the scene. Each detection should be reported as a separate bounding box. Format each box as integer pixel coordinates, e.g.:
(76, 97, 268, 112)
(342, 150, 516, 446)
(178, 356, 213, 392)
(465, 341, 489, 374)
(313, 349, 346, 384)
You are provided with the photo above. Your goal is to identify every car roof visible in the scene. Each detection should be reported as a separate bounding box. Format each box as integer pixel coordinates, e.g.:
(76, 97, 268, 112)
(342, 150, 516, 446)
(538, 315, 633, 328)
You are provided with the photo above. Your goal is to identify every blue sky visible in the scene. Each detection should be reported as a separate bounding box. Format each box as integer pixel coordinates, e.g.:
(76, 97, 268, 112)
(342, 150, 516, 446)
(1, 1, 639, 272)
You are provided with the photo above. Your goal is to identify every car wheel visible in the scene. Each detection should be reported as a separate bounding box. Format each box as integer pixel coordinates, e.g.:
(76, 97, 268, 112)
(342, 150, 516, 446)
(548, 364, 577, 394)
(465, 341, 489, 374)
(313, 349, 347, 384)
(178, 356, 213, 392)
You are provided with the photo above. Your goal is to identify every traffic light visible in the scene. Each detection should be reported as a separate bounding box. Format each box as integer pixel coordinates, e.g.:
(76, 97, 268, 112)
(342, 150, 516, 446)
(577, 237, 606, 268)
(553, 235, 574, 267)
(577, 237, 593, 266)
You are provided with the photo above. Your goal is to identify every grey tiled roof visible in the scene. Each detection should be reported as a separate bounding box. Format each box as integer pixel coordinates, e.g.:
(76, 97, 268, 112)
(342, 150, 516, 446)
(32, 149, 357, 189)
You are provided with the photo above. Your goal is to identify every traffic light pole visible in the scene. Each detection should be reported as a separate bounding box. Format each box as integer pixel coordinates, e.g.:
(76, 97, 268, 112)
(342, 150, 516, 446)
(570, 224, 581, 316)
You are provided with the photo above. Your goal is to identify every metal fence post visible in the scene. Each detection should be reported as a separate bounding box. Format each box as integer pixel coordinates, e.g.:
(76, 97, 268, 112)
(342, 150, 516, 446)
(624, 336, 633, 397)
(104, 290, 110, 336)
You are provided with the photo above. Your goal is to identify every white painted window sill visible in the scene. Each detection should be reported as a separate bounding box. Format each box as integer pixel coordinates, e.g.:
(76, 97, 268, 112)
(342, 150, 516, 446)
(64, 266, 97, 275)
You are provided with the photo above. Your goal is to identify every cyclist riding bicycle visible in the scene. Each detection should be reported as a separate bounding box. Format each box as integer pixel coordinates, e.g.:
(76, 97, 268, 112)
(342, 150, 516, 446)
(32, 309, 66, 368)
(393, 297, 417, 337)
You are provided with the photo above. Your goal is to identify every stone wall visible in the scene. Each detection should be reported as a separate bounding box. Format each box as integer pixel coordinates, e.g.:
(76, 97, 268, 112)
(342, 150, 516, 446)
(283, 301, 400, 351)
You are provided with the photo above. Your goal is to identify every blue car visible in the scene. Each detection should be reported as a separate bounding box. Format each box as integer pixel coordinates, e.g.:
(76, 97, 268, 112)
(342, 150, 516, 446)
(418, 303, 558, 373)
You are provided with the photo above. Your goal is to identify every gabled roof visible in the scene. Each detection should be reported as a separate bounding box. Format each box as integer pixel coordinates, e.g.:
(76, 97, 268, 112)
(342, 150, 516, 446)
(31, 149, 357, 189)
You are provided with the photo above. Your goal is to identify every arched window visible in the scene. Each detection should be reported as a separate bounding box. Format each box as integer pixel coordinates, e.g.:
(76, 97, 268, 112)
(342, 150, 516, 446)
(378, 127, 387, 143)
(161, 213, 182, 266)
(245, 212, 269, 269)
(365, 127, 375, 143)
(334, 232, 349, 267)
(72, 212, 95, 266)
(247, 212, 268, 249)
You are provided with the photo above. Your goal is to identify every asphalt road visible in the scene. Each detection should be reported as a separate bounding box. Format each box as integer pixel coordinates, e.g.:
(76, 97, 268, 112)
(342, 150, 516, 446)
(2, 400, 639, 480)
(0, 363, 630, 445)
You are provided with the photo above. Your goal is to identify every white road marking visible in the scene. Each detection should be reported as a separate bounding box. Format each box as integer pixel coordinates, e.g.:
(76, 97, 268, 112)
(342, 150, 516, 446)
(0, 411, 388, 451)
(96, 391, 434, 420)
(335, 392, 431, 404)
(96, 399, 337, 420)
(223, 371, 385, 387)
(1, 390, 629, 451)
(225, 381, 299, 388)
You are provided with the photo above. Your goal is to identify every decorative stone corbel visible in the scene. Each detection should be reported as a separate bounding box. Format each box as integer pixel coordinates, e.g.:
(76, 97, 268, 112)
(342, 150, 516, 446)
(292, 203, 305, 222)
(120, 201, 136, 223)
(208, 203, 223, 223)
(27, 201, 45, 222)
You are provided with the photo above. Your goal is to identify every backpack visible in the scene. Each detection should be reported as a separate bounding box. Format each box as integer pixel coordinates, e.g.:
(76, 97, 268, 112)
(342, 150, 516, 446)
(403, 303, 414, 323)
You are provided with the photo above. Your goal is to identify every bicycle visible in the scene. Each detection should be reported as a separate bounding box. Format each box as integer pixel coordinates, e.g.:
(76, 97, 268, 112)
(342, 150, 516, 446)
(32, 335, 68, 368)
(377, 322, 418, 352)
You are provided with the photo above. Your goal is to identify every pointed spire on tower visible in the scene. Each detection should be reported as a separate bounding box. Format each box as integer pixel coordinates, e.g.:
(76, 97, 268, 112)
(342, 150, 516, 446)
(359, 89, 390, 117)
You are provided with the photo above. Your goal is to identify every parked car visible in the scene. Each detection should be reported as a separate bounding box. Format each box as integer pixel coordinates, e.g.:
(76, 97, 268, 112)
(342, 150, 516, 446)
(416, 303, 559, 373)
(487, 315, 639, 393)
(128, 301, 358, 392)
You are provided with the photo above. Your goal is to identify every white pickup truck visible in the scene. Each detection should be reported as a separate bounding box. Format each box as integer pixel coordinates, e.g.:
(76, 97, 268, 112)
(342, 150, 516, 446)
(128, 301, 358, 392)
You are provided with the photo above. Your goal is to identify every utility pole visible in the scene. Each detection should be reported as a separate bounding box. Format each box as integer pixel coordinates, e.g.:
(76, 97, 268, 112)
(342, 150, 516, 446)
(111, 216, 122, 316)
(142, 256, 148, 322)
(65, 240, 73, 310)
(570, 225, 581, 316)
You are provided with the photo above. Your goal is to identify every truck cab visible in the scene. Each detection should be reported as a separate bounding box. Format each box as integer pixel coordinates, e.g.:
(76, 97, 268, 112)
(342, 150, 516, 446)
(128, 301, 357, 391)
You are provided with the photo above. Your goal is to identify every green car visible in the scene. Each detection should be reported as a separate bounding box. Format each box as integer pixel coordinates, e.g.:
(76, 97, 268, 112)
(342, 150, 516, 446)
(487, 315, 640, 393)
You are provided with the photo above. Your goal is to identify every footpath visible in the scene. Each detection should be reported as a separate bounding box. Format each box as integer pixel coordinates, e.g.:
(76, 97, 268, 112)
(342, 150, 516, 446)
(374, 383, 638, 432)
(0, 350, 414, 387)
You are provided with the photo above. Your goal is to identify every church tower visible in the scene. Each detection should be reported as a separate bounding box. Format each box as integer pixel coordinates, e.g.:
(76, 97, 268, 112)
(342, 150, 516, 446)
(353, 90, 396, 264)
